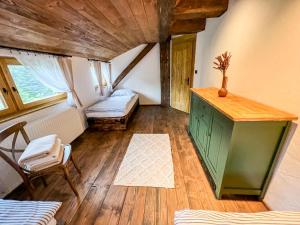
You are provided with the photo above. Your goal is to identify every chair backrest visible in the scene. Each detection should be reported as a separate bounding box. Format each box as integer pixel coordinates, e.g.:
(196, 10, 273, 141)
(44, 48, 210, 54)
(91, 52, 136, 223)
(0, 121, 33, 195)
(0, 121, 31, 180)
(0, 121, 30, 162)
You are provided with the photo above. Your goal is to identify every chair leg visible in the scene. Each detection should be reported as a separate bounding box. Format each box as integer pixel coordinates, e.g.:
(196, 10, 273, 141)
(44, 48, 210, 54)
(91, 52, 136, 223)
(24, 174, 35, 199)
(63, 166, 79, 197)
(70, 154, 81, 176)
(24, 181, 34, 200)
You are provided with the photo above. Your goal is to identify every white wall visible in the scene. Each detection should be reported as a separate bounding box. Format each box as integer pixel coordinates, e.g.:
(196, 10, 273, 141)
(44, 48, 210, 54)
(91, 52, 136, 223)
(111, 44, 161, 105)
(194, 0, 300, 210)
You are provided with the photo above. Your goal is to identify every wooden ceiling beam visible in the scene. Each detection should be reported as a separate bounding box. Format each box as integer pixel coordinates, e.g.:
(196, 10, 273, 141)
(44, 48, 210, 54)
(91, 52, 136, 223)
(174, 0, 228, 20)
(158, 0, 174, 42)
(112, 43, 156, 89)
(174, 7, 227, 20)
(171, 18, 206, 35)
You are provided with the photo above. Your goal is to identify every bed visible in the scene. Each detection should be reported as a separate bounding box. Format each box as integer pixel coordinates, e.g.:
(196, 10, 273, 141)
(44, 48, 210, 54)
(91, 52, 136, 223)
(0, 199, 61, 225)
(174, 210, 300, 225)
(86, 89, 139, 130)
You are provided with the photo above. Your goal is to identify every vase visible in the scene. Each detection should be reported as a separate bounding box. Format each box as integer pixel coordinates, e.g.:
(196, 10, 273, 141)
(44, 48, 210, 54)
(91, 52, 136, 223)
(218, 76, 228, 97)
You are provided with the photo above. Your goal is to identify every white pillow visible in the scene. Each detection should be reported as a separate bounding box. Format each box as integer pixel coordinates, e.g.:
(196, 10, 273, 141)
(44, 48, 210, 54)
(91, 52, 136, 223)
(111, 89, 135, 97)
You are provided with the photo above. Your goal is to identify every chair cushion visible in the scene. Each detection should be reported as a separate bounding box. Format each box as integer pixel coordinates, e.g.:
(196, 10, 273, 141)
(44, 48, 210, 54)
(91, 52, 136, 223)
(174, 210, 300, 225)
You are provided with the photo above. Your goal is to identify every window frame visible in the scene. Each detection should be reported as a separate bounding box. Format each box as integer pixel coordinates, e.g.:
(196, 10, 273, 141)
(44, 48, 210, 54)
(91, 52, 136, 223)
(0, 57, 67, 120)
(0, 66, 18, 117)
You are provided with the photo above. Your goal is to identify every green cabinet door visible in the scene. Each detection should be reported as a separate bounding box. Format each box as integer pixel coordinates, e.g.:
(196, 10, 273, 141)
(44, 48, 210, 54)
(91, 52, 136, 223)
(206, 110, 233, 181)
(196, 117, 210, 157)
(189, 95, 197, 138)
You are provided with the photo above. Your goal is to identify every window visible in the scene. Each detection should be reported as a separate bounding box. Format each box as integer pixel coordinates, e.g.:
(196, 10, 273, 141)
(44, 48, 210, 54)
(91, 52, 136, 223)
(90, 63, 108, 88)
(0, 57, 66, 119)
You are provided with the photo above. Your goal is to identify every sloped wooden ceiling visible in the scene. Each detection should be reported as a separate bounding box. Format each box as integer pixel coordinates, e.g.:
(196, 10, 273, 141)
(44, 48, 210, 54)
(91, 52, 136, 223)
(0, 0, 228, 60)
(0, 0, 159, 61)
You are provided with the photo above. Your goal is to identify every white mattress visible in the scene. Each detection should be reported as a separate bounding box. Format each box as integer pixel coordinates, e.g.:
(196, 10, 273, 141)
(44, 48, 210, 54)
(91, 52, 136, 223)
(86, 94, 139, 118)
(48, 218, 57, 225)
(174, 210, 300, 225)
(0, 199, 61, 225)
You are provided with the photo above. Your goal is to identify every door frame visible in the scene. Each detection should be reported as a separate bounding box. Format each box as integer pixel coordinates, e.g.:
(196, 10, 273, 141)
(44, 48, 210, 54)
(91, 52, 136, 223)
(170, 34, 196, 112)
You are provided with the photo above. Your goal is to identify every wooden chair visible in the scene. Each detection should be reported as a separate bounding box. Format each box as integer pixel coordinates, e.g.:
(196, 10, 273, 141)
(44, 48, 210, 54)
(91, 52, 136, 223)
(0, 121, 81, 198)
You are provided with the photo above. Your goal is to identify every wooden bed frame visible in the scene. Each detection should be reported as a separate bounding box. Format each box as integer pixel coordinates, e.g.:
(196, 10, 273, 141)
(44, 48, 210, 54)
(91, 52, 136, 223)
(87, 99, 139, 131)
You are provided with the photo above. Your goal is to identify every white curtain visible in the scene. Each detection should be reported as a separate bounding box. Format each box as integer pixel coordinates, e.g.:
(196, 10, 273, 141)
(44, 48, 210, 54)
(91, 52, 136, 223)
(57, 57, 83, 107)
(89, 61, 104, 96)
(101, 62, 112, 94)
(15, 52, 82, 107)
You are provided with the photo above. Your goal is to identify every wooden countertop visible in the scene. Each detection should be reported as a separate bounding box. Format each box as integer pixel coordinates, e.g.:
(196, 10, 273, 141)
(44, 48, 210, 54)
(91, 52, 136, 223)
(191, 87, 298, 122)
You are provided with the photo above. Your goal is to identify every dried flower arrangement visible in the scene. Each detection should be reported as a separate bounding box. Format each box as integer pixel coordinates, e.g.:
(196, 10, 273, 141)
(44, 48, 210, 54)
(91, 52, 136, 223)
(213, 51, 232, 97)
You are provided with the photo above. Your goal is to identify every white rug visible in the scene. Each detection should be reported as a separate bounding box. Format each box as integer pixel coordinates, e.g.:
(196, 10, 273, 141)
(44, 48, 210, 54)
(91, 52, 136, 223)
(113, 134, 174, 188)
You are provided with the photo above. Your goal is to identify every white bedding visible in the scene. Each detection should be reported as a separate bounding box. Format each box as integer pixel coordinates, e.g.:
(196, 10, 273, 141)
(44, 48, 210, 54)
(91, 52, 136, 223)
(174, 210, 300, 225)
(0, 199, 61, 225)
(48, 218, 57, 225)
(86, 94, 139, 118)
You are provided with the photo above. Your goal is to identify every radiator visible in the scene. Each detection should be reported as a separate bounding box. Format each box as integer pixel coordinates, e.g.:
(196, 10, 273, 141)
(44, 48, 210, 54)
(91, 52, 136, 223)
(0, 107, 85, 197)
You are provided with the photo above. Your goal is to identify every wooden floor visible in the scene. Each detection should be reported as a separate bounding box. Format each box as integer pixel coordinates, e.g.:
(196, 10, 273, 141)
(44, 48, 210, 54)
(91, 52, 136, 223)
(8, 106, 267, 225)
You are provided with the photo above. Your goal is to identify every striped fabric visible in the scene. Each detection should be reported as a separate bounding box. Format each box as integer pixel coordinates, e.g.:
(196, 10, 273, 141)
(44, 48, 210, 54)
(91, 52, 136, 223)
(175, 210, 300, 225)
(0, 199, 61, 225)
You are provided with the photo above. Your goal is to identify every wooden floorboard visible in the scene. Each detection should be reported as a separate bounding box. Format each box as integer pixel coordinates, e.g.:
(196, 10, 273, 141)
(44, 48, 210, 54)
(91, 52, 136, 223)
(7, 106, 268, 225)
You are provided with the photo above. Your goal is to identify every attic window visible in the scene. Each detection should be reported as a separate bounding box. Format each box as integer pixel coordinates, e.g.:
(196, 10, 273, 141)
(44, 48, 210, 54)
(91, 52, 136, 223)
(8, 64, 57, 104)
(0, 57, 66, 120)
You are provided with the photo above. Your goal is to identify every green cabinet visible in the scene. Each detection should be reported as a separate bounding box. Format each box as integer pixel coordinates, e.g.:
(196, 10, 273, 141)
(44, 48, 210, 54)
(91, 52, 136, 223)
(189, 92, 292, 199)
